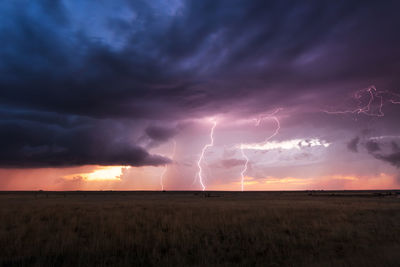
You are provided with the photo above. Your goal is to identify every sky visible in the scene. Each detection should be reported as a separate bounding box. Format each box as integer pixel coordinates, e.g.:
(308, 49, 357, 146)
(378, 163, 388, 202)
(1, 0, 400, 191)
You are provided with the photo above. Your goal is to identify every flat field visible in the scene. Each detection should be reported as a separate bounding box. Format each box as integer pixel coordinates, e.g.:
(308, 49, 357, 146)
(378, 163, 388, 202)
(0, 191, 399, 266)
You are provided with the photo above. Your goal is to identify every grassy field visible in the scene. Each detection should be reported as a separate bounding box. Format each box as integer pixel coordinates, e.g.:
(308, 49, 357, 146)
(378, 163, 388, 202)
(0, 191, 400, 266)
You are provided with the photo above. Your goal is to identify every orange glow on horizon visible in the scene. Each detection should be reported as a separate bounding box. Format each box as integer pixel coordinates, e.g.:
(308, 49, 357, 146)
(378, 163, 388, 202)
(0, 167, 398, 191)
(213, 173, 400, 191)
(63, 166, 128, 181)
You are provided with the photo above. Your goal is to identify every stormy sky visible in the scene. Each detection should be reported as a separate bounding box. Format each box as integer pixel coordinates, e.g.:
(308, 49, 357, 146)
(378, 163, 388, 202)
(1, 0, 400, 190)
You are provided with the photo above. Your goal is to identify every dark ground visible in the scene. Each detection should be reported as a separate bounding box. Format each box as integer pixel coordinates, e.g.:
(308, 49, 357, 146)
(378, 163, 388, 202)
(0, 190, 399, 266)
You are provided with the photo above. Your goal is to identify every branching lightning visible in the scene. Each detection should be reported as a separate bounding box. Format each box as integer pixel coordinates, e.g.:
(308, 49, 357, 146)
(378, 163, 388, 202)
(239, 108, 282, 191)
(388, 92, 400, 104)
(160, 140, 176, 191)
(323, 85, 399, 117)
(196, 119, 217, 191)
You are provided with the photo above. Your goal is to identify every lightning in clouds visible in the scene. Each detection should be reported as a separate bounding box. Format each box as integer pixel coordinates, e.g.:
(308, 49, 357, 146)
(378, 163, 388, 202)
(240, 138, 330, 150)
(196, 119, 217, 191)
(388, 92, 400, 104)
(240, 109, 282, 191)
(323, 85, 399, 117)
(160, 140, 176, 191)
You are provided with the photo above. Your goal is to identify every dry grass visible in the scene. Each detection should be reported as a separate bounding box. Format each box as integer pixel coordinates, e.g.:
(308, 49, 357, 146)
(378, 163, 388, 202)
(0, 191, 400, 266)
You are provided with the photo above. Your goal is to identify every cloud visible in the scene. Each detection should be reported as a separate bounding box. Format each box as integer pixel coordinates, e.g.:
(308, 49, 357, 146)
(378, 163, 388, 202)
(213, 158, 246, 169)
(347, 136, 360, 152)
(241, 138, 330, 151)
(363, 137, 400, 168)
(391, 141, 400, 152)
(1, 0, 400, 120)
(373, 152, 400, 168)
(365, 140, 381, 153)
(145, 126, 178, 142)
(0, 0, 400, 169)
(0, 118, 170, 168)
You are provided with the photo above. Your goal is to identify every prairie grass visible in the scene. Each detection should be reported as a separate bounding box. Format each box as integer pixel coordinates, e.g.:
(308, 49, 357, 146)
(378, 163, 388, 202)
(0, 191, 399, 266)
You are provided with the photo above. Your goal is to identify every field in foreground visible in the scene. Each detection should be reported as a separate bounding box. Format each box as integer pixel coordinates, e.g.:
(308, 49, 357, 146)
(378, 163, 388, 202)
(0, 191, 400, 266)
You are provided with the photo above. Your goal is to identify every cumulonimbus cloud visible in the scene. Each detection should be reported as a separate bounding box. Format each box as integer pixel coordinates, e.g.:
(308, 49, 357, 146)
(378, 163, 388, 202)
(0, 1, 400, 168)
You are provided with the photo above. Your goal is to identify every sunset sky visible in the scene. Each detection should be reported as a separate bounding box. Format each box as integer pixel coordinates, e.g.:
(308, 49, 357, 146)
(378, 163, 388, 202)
(1, 0, 400, 190)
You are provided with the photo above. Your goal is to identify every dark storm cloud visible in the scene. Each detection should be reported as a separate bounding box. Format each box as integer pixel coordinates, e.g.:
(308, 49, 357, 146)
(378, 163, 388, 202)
(145, 126, 178, 142)
(1, 0, 400, 167)
(0, 117, 170, 168)
(362, 138, 400, 168)
(2, 0, 400, 118)
(391, 142, 400, 152)
(137, 124, 182, 149)
(373, 152, 400, 168)
(365, 140, 381, 153)
(347, 137, 360, 152)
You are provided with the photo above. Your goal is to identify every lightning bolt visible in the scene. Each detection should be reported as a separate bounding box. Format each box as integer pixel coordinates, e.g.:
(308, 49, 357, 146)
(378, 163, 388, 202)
(196, 119, 217, 191)
(240, 109, 282, 191)
(322, 85, 400, 117)
(388, 92, 400, 104)
(240, 144, 248, 192)
(160, 140, 176, 191)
